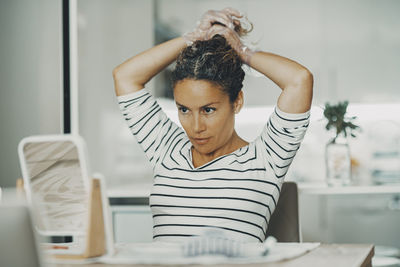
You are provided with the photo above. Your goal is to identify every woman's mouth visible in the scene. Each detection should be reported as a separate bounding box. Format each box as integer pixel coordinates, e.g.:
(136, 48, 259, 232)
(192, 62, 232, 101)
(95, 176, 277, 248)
(193, 137, 210, 145)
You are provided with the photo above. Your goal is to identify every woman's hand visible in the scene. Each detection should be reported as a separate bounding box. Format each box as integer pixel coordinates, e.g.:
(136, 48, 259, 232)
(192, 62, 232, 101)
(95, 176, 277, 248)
(206, 23, 254, 64)
(183, 7, 242, 45)
(207, 22, 313, 113)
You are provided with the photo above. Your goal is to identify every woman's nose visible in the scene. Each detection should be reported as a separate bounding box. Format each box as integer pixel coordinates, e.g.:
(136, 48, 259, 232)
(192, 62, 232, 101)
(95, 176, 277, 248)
(193, 115, 206, 133)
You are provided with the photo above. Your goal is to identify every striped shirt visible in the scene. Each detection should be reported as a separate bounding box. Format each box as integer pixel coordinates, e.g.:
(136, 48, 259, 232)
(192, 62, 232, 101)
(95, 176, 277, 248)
(118, 89, 310, 243)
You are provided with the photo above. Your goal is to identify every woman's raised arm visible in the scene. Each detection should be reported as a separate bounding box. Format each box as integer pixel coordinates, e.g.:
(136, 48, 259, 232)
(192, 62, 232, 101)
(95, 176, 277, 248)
(208, 22, 313, 113)
(112, 37, 186, 96)
(113, 7, 243, 97)
(248, 51, 313, 113)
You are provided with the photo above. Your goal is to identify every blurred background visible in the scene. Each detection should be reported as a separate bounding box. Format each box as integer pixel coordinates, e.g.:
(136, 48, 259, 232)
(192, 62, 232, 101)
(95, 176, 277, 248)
(1, 0, 400, 258)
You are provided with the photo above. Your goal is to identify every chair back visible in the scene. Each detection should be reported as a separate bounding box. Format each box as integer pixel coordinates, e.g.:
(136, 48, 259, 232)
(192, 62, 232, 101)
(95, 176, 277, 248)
(265, 181, 300, 242)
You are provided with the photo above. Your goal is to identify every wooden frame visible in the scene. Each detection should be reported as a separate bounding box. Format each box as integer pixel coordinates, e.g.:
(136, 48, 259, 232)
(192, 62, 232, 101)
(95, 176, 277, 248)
(55, 178, 106, 259)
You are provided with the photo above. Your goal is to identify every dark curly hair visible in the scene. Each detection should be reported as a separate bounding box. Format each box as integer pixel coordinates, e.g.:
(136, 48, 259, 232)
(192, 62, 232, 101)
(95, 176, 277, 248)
(171, 35, 245, 103)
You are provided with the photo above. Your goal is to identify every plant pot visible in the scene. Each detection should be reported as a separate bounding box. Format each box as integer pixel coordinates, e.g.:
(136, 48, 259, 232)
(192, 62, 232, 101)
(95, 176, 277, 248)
(325, 136, 351, 186)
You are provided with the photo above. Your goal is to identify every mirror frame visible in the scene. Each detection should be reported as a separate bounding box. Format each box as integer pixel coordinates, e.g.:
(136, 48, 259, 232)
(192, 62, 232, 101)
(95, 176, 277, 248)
(18, 134, 91, 236)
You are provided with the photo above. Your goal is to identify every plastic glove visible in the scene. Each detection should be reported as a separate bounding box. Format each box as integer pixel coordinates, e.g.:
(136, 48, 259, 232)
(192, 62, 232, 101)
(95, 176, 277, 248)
(181, 229, 277, 258)
(205, 23, 255, 64)
(183, 7, 242, 46)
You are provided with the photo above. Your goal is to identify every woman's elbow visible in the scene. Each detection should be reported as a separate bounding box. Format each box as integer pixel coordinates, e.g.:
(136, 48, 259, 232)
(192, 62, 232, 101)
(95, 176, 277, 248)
(293, 68, 314, 94)
(112, 65, 130, 95)
(112, 65, 123, 82)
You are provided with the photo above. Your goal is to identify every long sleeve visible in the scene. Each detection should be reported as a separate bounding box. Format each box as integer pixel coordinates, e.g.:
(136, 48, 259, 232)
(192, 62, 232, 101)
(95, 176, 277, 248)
(259, 106, 310, 181)
(117, 89, 184, 169)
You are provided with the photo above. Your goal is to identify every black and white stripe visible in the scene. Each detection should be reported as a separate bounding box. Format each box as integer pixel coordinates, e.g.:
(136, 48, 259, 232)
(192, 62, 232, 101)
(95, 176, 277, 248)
(118, 89, 310, 243)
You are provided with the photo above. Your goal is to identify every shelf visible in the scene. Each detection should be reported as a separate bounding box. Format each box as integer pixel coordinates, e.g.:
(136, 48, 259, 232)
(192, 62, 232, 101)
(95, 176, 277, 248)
(298, 183, 400, 195)
(107, 183, 152, 198)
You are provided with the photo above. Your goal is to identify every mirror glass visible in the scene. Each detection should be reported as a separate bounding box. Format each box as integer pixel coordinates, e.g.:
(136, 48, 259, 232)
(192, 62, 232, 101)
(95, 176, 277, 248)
(22, 141, 88, 234)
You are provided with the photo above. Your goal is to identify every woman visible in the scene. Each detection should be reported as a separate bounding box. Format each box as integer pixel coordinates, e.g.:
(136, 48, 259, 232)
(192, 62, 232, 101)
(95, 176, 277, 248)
(113, 8, 313, 243)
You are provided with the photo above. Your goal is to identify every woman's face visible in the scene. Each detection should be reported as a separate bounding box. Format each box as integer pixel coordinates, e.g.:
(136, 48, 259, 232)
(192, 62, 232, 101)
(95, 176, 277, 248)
(173, 79, 242, 156)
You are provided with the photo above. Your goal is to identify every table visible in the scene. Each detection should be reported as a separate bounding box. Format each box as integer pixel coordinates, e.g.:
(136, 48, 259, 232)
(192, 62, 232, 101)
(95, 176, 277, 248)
(53, 243, 374, 267)
(264, 244, 374, 267)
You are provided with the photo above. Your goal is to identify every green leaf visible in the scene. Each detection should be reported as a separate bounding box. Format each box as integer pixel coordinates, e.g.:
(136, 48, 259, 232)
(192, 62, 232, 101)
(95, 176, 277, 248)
(323, 101, 361, 139)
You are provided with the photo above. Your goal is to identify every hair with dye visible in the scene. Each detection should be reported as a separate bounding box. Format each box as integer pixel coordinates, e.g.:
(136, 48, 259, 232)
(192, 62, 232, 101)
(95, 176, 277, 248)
(171, 34, 245, 102)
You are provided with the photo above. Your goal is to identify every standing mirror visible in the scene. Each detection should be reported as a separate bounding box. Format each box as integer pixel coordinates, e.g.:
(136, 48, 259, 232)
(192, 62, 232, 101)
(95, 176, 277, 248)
(18, 135, 92, 255)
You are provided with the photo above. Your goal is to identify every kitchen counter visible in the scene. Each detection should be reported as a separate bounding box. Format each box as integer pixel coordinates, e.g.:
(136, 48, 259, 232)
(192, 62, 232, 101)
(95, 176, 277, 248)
(104, 181, 400, 245)
(107, 182, 152, 198)
(106, 182, 400, 199)
(297, 182, 400, 195)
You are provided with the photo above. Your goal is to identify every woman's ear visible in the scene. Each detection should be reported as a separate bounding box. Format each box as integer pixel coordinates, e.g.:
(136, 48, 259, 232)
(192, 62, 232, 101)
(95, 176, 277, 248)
(234, 90, 244, 114)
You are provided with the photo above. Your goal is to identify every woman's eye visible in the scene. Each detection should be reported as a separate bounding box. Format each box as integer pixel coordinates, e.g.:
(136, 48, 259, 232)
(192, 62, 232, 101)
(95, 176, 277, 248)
(203, 107, 215, 114)
(179, 107, 188, 114)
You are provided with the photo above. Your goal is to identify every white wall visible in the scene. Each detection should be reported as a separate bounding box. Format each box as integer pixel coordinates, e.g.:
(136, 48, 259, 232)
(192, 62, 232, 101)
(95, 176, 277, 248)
(75, 0, 400, 186)
(77, 0, 155, 186)
(0, 0, 61, 187)
(2, 1, 398, 187)
(156, 0, 400, 106)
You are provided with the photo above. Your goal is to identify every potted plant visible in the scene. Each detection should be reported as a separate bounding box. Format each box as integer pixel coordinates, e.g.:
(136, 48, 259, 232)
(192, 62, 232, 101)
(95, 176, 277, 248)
(323, 101, 360, 186)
